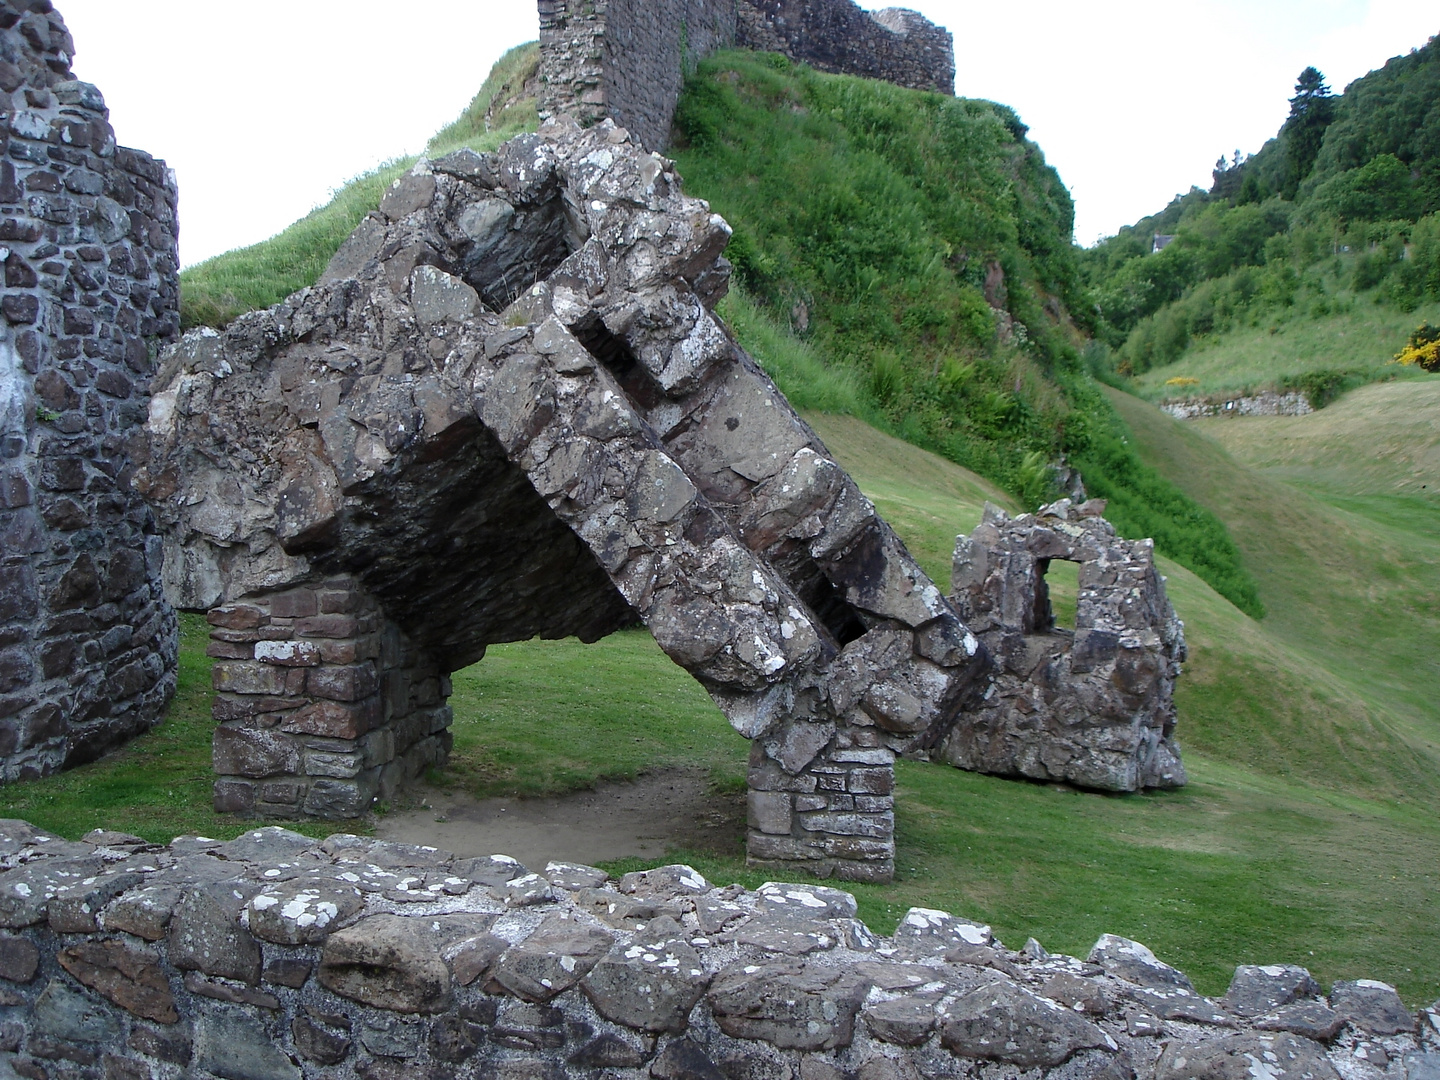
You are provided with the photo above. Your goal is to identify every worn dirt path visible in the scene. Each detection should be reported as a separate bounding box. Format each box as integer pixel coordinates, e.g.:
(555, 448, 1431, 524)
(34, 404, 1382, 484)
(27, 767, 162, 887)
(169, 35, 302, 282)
(372, 767, 745, 871)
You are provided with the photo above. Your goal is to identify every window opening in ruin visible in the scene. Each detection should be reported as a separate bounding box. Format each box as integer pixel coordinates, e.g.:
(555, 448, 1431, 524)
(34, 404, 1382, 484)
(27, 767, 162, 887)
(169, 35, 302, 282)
(1038, 558, 1079, 633)
(767, 545, 868, 647)
(571, 315, 666, 412)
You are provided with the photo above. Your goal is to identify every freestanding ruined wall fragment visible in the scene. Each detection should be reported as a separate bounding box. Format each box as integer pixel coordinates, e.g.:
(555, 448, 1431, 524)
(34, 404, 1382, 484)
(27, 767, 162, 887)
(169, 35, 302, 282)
(939, 499, 1187, 791)
(137, 118, 989, 883)
(0, 0, 179, 781)
(538, 0, 954, 151)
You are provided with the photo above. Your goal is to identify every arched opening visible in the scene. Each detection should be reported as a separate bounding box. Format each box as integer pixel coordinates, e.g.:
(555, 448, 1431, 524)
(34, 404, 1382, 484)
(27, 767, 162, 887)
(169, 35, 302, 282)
(1036, 557, 1079, 633)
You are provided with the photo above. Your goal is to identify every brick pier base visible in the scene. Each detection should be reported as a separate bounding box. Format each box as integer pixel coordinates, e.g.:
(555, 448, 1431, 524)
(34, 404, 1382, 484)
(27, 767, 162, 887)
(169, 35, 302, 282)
(206, 576, 452, 818)
(745, 717, 896, 883)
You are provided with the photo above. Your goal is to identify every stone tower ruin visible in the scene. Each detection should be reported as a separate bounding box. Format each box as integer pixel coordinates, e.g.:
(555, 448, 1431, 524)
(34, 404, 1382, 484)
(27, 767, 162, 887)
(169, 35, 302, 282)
(0, 0, 179, 781)
(944, 500, 1187, 791)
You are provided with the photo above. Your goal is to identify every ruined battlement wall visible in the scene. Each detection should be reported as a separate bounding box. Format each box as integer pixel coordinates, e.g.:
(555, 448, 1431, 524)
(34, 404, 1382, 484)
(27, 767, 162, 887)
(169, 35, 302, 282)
(736, 1, 955, 95)
(0, 822, 1434, 1080)
(538, 0, 955, 151)
(0, 0, 179, 782)
(539, 0, 737, 152)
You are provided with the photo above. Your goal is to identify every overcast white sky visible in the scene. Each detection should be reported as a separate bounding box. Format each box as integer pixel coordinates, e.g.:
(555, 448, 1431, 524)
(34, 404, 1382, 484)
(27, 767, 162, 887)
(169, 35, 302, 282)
(58, 1, 1438, 265)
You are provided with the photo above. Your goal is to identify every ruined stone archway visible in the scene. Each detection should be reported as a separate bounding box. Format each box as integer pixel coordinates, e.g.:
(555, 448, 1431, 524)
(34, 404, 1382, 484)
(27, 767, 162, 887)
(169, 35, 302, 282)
(137, 119, 989, 883)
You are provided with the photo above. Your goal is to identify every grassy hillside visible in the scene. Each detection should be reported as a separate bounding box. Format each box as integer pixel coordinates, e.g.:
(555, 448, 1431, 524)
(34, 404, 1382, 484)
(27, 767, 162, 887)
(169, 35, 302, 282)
(180, 43, 541, 329)
(1107, 384, 1440, 751)
(1129, 295, 1440, 403)
(673, 54, 1261, 614)
(1083, 34, 1440, 401)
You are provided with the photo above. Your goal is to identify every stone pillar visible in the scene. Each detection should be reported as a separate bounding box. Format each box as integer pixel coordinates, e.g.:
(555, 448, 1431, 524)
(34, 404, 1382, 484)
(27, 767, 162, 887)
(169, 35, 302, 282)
(208, 576, 453, 819)
(0, 1, 179, 781)
(746, 717, 896, 883)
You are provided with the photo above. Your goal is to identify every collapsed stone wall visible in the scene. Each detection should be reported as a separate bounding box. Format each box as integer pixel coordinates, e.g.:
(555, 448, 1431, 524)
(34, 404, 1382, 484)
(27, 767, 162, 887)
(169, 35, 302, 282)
(0, 0, 179, 781)
(0, 821, 1435, 1080)
(538, 0, 954, 151)
(137, 117, 989, 884)
(940, 500, 1187, 792)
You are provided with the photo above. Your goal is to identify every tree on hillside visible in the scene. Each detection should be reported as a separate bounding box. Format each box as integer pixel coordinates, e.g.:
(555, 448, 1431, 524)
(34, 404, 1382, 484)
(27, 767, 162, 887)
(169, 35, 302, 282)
(1283, 66, 1337, 197)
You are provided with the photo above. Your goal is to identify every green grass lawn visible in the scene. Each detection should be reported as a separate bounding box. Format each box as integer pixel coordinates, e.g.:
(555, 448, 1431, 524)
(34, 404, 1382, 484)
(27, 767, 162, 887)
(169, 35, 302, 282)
(1107, 383, 1440, 751)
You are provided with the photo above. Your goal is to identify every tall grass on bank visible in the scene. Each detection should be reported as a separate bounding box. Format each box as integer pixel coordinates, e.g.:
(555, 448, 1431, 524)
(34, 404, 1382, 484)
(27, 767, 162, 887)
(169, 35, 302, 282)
(674, 52, 1263, 615)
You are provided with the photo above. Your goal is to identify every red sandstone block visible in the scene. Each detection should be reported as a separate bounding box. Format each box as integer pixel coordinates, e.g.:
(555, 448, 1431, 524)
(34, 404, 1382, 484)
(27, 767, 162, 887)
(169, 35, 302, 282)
(208, 628, 263, 645)
(207, 604, 263, 630)
(294, 614, 358, 639)
(213, 724, 300, 778)
(212, 661, 288, 696)
(212, 694, 301, 722)
(280, 697, 379, 740)
(317, 640, 359, 665)
(317, 589, 358, 615)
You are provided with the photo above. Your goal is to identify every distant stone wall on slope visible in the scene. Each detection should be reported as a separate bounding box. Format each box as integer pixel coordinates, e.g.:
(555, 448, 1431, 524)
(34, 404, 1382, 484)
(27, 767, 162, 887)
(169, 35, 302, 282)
(538, 0, 955, 151)
(1162, 391, 1314, 421)
(0, 821, 1435, 1080)
(736, 0, 955, 94)
(0, 0, 179, 782)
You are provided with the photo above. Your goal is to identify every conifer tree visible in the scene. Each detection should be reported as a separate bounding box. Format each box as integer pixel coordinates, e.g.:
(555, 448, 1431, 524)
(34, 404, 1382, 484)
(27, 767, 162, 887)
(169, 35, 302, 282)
(1282, 66, 1336, 197)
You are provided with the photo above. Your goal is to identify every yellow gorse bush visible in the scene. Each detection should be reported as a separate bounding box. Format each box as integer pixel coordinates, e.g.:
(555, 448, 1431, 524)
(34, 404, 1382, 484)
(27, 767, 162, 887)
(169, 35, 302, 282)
(1393, 323, 1440, 372)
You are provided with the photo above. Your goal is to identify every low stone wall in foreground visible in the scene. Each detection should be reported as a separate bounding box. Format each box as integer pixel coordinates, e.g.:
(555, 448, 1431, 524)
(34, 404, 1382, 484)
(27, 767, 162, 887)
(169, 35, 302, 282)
(0, 821, 1435, 1080)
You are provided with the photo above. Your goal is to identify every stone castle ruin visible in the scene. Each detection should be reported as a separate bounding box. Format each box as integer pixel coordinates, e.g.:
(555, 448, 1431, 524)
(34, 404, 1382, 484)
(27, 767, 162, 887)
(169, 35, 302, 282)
(3, 9, 1433, 1080)
(0, 0, 179, 781)
(137, 119, 988, 885)
(539, 0, 956, 151)
(0, 0, 1188, 889)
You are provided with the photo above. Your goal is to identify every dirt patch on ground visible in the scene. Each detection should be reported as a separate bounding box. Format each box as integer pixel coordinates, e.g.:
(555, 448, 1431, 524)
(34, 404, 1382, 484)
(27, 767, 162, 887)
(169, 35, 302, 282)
(372, 768, 745, 870)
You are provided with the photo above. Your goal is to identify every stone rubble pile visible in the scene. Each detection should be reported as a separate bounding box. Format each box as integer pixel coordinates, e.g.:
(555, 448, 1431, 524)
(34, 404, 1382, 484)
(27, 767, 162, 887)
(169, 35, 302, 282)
(0, 0, 179, 782)
(0, 822, 1434, 1080)
(942, 500, 1187, 792)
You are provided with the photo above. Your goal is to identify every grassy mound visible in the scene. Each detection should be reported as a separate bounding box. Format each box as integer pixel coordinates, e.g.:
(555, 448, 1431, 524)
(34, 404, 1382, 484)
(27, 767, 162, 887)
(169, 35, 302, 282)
(674, 55, 1260, 613)
(179, 43, 541, 329)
